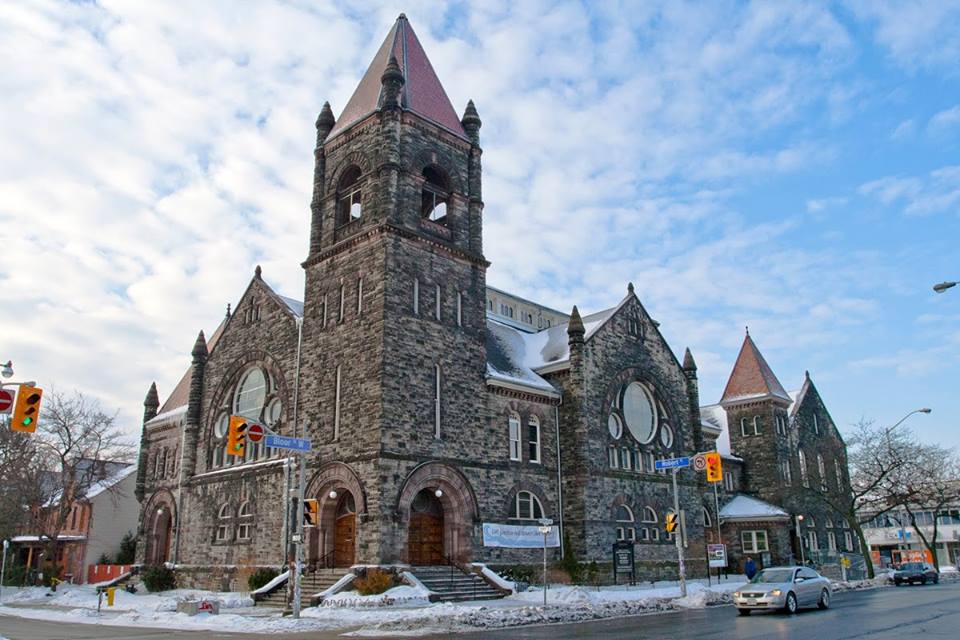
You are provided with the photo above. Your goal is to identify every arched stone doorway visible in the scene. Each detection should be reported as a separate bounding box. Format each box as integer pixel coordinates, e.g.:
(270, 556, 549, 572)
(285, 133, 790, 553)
(408, 489, 444, 565)
(397, 462, 479, 565)
(143, 491, 176, 565)
(305, 462, 367, 569)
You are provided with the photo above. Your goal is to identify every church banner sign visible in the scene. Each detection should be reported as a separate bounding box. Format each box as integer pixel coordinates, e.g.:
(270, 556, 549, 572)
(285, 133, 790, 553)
(482, 523, 560, 548)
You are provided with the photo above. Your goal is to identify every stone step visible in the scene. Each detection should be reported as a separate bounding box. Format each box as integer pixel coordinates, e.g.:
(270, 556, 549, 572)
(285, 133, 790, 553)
(409, 566, 507, 603)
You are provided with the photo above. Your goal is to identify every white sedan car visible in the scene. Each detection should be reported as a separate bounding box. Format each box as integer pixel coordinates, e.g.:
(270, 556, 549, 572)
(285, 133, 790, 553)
(733, 566, 832, 615)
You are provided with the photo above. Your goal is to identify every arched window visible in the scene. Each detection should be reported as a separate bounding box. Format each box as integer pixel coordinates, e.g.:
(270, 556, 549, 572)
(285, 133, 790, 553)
(513, 491, 544, 520)
(237, 502, 253, 541)
(527, 416, 541, 463)
(337, 165, 363, 225)
(215, 504, 232, 542)
(420, 166, 449, 224)
(702, 506, 712, 527)
(508, 413, 521, 461)
(817, 454, 827, 490)
(616, 504, 635, 522)
(799, 450, 809, 487)
(211, 367, 282, 468)
(740, 417, 748, 437)
(642, 506, 658, 523)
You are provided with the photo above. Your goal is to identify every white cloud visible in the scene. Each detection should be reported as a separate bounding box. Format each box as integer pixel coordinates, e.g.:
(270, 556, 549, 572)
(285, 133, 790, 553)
(860, 166, 960, 216)
(851, 0, 960, 72)
(928, 105, 960, 134)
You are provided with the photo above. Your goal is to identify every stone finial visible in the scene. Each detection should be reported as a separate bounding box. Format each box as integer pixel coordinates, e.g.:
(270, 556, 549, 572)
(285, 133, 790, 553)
(568, 305, 585, 336)
(627, 282, 635, 295)
(226, 303, 231, 318)
(398, 12, 407, 20)
(381, 55, 405, 108)
(745, 325, 750, 337)
(144, 382, 159, 411)
(191, 330, 207, 360)
(316, 101, 336, 140)
(805, 370, 811, 380)
(682, 347, 697, 372)
(255, 264, 262, 279)
(461, 100, 482, 142)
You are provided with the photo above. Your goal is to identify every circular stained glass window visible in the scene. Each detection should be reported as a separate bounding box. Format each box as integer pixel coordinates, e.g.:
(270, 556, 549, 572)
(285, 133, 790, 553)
(608, 413, 623, 440)
(234, 368, 267, 419)
(622, 382, 656, 444)
(265, 397, 282, 427)
(214, 413, 229, 439)
(660, 423, 674, 448)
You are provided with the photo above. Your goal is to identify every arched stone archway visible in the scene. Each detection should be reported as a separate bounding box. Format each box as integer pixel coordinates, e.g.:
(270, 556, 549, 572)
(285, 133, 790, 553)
(143, 490, 177, 565)
(305, 462, 367, 568)
(396, 462, 479, 565)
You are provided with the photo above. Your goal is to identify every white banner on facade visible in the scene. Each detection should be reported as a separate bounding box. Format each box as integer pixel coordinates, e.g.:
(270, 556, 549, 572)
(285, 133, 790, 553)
(482, 523, 560, 548)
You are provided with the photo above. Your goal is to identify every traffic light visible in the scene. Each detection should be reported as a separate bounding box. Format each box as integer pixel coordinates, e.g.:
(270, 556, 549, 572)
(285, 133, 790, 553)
(11, 385, 43, 433)
(304, 499, 319, 527)
(665, 512, 679, 534)
(705, 451, 723, 483)
(226, 416, 248, 457)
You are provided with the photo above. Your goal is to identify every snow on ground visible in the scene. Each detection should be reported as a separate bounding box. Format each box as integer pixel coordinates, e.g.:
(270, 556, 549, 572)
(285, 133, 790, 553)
(0, 584, 251, 611)
(321, 585, 431, 607)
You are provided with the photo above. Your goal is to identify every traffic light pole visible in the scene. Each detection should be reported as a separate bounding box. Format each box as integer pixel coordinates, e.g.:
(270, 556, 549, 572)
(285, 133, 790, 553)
(292, 452, 306, 618)
(672, 467, 687, 597)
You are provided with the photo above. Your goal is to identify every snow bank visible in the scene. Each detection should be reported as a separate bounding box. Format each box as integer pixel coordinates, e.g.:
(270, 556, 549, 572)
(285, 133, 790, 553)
(319, 585, 431, 608)
(252, 570, 288, 596)
(0, 584, 251, 612)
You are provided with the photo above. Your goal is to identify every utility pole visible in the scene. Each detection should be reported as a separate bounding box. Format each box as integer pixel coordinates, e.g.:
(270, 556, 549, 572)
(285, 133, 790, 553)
(292, 452, 306, 618)
(671, 467, 687, 597)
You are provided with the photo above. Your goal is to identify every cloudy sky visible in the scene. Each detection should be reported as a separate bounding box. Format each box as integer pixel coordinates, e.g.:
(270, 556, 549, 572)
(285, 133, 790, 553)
(1, 0, 958, 447)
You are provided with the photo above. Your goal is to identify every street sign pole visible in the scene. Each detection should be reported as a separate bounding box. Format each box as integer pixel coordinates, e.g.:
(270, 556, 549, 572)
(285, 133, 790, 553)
(1, 539, 8, 604)
(537, 518, 553, 607)
(292, 450, 306, 618)
(672, 467, 687, 597)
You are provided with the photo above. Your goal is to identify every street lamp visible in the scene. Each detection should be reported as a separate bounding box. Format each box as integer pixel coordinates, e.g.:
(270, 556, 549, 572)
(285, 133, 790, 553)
(882, 409, 931, 558)
(933, 281, 957, 293)
(796, 515, 805, 565)
(1, 361, 12, 379)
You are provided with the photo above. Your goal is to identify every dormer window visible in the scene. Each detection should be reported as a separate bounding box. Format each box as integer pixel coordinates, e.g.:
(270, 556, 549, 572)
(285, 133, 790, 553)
(420, 166, 449, 225)
(337, 165, 363, 226)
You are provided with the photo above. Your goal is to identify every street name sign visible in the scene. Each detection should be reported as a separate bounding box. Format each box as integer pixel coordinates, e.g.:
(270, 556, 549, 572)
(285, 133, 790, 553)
(265, 434, 312, 452)
(0, 389, 13, 414)
(655, 456, 690, 470)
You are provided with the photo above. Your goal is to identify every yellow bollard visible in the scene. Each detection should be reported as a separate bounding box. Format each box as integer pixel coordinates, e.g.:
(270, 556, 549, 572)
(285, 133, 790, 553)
(106, 587, 116, 607)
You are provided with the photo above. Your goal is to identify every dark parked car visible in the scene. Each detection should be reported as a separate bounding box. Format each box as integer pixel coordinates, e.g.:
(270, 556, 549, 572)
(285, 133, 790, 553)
(893, 562, 939, 586)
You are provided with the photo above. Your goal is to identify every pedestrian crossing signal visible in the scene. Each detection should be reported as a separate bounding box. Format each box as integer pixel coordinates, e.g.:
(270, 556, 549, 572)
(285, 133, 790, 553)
(11, 385, 43, 433)
(227, 416, 248, 457)
(705, 452, 723, 483)
(304, 499, 319, 527)
(665, 512, 679, 533)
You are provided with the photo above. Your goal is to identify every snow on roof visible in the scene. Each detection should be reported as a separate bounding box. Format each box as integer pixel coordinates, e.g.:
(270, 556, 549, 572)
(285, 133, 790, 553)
(485, 318, 560, 396)
(11, 535, 87, 542)
(720, 494, 790, 521)
(273, 294, 304, 319)
(85, 464, 136, 499)
(700, 404, 731, 456)
(145, 404, 187, 427)
(44, 462, 136, 506)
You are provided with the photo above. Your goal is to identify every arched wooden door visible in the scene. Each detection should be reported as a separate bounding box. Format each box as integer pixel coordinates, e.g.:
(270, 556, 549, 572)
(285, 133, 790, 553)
(408, 489, 444, 565)
(334, 493, 356, 567)
(153, 509, 172, 564)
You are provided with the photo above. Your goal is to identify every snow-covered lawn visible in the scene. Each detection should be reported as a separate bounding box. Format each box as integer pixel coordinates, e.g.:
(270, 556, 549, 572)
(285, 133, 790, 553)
(0, 577, 749, 635)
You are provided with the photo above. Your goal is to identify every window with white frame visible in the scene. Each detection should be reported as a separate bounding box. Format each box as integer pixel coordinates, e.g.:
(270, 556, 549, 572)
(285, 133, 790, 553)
(723, 471, 734, 491)
(338, 282, 345, 322)
(333, 365, 342, 440)
(212, 366, 283, 468)
(652, 527, 660, 541)
(807, 530, 819, 550)
(435, 284, 441, 320)
(413, 278, 420, 315)
(740, 417, 748, 437)
(702, 506, 712, 527)
(780, 460, 792, 484)
(620, 447, 630, 470)
(357, 277, 363, 315)
(799, 450, 809, 487)
(237, 502, 253, 541)
(527, 416, 541, 463)
(456, 291, 462, 326)
(321, 293, 328, 328)
(645, 451, 656, 473)
(844, 531, 854, 550)
(639, 527, 650, 541)
(215, 504, 232, 542)
(513, 491, 544, 520)
(509, 414, 521, 461)
(741, 530, 769, 553)
(753, 416, 761, 435)
(813, 413, 820, 435)
(834, 458, 844, 490)
(609, 446, 618, 468)
(615, 505, 635, 542)
(776, 414, 787, 435)
(642, 506, 658, 523)
(817, 454, 827, 490)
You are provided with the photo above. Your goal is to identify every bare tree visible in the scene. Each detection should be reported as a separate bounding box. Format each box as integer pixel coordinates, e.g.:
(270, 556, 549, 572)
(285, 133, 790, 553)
(891, 445, 960, 572)
(0, 416, 43, 541)
(800, 418, 916, 578)
(22, 390, 135, 576)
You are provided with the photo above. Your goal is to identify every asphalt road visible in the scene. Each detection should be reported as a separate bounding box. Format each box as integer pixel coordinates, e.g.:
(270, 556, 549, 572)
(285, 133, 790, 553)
(1, 582, 958, 639)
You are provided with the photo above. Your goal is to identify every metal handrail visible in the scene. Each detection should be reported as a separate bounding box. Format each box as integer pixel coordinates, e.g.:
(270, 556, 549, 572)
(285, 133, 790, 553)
(315, 549, 336, 570)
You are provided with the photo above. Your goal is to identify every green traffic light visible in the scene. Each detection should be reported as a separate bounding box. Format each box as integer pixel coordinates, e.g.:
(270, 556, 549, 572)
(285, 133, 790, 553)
(22, 417, 32, 426)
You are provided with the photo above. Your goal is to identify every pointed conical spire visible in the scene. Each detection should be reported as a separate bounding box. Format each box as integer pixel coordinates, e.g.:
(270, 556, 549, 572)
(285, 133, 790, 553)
(461, 100, 481, 143)
(720, 331, 790, 405)
(326, 15, 467, 140)
(568, 305, 585, 338)
(316, 101, 336, 140)
(144, 382, 159, 411)
(682, 348, 697, 372)
(191, 330, 207, 360)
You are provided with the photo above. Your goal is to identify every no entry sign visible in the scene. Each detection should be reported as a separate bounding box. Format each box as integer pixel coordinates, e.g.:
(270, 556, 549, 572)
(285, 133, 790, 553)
(247, 423, 265, 443)
(0, 388, 13, 413)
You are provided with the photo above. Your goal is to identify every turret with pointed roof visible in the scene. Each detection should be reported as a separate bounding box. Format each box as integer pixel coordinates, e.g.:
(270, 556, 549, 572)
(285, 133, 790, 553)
(720, 329, 791, 406)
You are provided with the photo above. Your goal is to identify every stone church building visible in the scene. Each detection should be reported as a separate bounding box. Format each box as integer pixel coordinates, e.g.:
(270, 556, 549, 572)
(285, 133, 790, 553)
(135, 15, 848, 590)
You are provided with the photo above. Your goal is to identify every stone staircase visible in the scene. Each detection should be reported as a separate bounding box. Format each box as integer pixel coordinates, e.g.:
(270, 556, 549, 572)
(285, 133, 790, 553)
(410, 566, 508, 603)
(254, 569, 346, 609)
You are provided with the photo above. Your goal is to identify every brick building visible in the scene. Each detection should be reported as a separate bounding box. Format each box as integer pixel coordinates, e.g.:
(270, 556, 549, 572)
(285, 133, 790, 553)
(700, 331, 856, 574)
(134, 14, 714, 590)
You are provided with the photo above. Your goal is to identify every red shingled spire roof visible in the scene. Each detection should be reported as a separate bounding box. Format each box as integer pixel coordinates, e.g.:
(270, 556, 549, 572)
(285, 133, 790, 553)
(326, 14, 467, 141)
(720, 329, 791, 405)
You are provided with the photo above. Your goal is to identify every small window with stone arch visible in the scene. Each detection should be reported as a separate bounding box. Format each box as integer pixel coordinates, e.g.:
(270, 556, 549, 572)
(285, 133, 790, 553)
(420, 166, 449, 224)
(337, 165, 363, 225)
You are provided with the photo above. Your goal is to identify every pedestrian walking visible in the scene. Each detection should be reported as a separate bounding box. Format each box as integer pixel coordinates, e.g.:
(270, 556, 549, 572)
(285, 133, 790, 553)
(744, 556, 757, 580)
